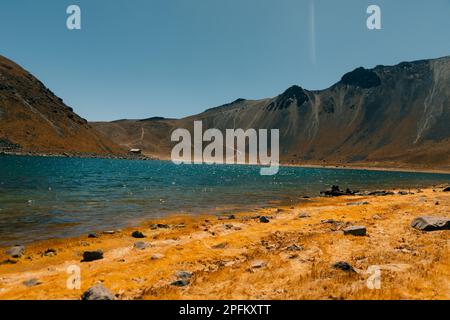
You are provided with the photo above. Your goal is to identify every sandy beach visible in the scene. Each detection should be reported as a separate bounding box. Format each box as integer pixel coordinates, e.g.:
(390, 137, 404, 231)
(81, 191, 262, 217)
(0, 187, 449, 300)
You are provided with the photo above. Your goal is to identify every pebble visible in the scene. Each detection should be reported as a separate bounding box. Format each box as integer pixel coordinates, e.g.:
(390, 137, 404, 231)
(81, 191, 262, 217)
(134, 241, 150, 250)
(175, 271, 193, 279)
(171, 279, 189, 287)
(251, 260, 267, 269)
(23, 279, 42, 287)
(151, 253, 164, 260)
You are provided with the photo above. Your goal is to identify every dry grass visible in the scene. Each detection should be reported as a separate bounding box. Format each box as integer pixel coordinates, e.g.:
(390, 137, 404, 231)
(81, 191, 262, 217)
(0, 188, 448, 300)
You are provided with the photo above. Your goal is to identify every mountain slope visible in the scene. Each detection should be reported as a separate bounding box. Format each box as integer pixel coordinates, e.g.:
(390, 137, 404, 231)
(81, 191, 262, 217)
(92, 56, 450, 170)
(0, 55, 125, 156)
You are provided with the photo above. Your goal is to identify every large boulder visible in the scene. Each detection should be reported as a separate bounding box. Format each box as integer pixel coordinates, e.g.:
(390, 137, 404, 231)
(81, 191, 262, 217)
(6, 245, 25, 258)
(411, 216, 450, 231)
(81, 284, 115, 300)
(343, 226, 367, 236)
(131, 231, 146, 238)
(82, 250, 104, 262)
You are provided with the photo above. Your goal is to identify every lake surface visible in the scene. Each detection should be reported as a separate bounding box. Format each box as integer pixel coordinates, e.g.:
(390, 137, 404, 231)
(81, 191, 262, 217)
(0, 155, 449, 246)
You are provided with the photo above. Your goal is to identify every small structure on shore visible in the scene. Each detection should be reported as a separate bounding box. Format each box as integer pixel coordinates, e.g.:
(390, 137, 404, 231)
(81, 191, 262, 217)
(129, 148, 142, 155)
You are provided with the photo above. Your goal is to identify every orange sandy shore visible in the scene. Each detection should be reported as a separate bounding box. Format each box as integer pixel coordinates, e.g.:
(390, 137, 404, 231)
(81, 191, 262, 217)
(0, 187, 449, 300)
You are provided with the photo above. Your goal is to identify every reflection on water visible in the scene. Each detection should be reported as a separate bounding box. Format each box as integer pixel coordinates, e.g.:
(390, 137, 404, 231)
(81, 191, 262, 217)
(0, 155, 448, 246)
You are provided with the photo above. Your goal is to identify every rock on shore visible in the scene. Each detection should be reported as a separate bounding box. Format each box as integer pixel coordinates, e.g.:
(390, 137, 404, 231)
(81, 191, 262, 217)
(81, 284, 115, 300)
(411, 216, 450, 231)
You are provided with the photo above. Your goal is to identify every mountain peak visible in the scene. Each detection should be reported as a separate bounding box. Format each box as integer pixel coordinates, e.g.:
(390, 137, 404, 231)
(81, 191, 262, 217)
(267, 85, 309, 111)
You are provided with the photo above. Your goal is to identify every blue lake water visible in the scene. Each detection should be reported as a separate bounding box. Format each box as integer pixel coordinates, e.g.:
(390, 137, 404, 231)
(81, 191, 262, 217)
(0, 155, 449, 247)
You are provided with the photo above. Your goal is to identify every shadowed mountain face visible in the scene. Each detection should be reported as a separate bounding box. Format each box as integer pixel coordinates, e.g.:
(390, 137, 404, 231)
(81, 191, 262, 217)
(92, 56, 450, 170)
(0, 55, 125, 155)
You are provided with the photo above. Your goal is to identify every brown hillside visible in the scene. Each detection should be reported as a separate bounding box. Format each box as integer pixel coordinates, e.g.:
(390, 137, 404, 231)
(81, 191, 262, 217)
(0, 55, 125, 156)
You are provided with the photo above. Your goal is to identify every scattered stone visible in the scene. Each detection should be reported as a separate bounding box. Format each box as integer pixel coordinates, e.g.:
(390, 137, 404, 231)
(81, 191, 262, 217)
(150, 224, 170, 230)
(343, 226, 367, 236)
(23, 279, 42, 287)
(332, 261, 355, 272)
(398, 191, 410, 195)
(131, 231, 146, 238)
(81, 250, 104, 262)
(321, 219, 338, 224)
(0, 259, 17, 265)
(298, 213, 310, 218)
(251, 260, 267, 269)
(435, 201, 439, 205)
(175, 271, 193, 280)
(88, 233, 98, 238)
(212, 243, 227, 249)
(372, 214, 382, 220)
(286, 244, 304, 251)
(259, 216, 270, 223)
(81, 284, 115, 300)
(174, 223, 186, 228)
(43, 248, 57, 257)
(443, 186, 450, 192)
(6, 245, 25, 258)
(411, 216, 450, 231)
(346, 201, 369, 206)
(103, 230, 116, 235)
(320, 185, 356, 197)
(171, 279, 189, 287)
(133, 241, 150, 250)
(368, 190, 395, 196)
(151, 253, 164, 260)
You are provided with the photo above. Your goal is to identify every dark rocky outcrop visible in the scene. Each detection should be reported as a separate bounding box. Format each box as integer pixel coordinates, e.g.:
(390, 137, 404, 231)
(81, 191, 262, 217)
(0, 138, 21, 151)
(340, 67, 381, 89)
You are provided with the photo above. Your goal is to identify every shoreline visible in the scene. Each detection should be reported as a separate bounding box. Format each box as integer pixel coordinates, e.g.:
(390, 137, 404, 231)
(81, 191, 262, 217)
(2, 151, 450, 175)
(0, 186, 448, 300)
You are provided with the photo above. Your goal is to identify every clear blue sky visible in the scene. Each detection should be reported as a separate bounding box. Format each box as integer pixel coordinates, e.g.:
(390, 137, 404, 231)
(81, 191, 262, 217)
(1, 0, 450, 121)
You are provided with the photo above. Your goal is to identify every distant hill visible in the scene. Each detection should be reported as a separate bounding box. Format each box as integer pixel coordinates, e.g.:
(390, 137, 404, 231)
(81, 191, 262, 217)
(0, 55, 125, 156)
(92, 56, 450, 171)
